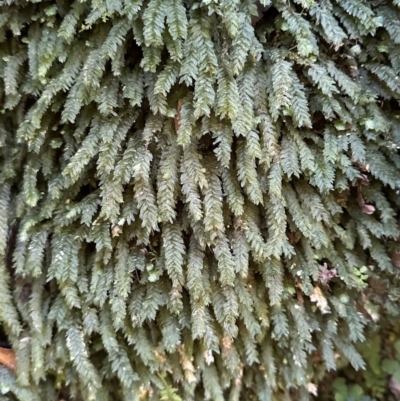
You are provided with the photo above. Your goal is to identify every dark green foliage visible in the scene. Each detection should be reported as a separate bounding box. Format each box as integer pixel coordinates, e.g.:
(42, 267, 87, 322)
(0, 0, 400, 400)
(320, 324, 400, 401)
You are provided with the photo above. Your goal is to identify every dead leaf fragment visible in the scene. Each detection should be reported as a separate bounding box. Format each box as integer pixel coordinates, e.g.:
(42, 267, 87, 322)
(359, 174, 370, 185)
(307, 382, 318, 396)
(357, 186, 375, 214)
(296, 290, 304, 304)
(0, 347, 16, 371)
(310, 286, 330, 314)
(361, 204, 375, 214)
(178, 345, 197, 384)
(318, 263, 338, 286)
(111, 224, 122, 237)
(392, 252, 400, 268)
(174, 99, 183, 132)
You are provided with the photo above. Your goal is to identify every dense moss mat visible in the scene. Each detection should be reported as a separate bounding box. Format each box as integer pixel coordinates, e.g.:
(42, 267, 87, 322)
(1, 0, 400, 400)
